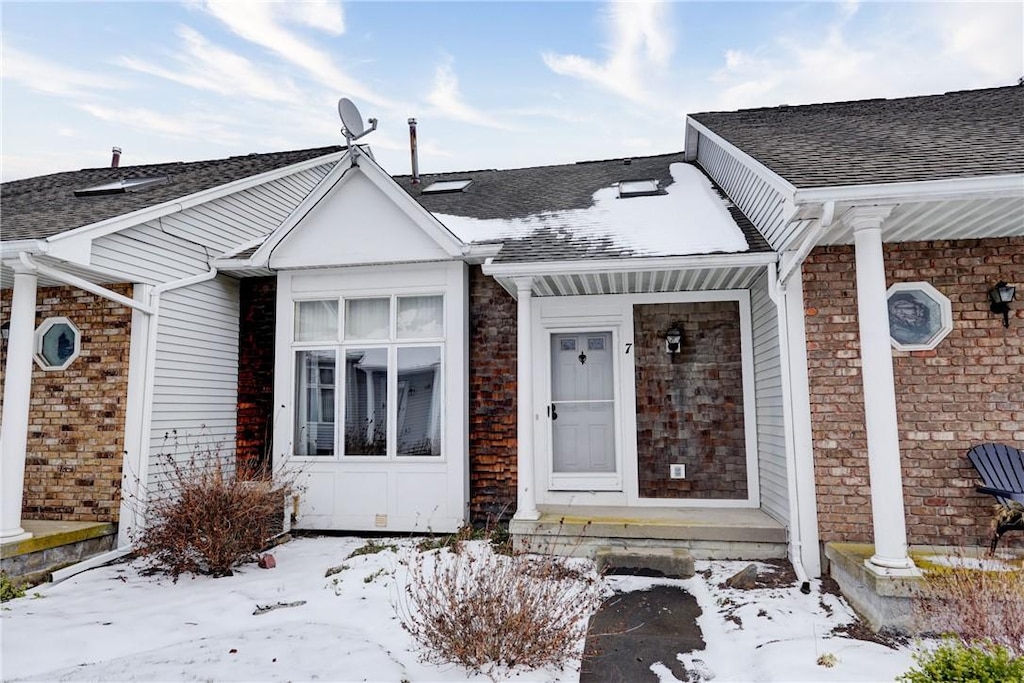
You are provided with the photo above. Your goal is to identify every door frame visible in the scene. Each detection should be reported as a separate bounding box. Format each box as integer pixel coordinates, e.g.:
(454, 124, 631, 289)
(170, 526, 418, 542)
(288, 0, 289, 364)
(531, 290, 760, 508)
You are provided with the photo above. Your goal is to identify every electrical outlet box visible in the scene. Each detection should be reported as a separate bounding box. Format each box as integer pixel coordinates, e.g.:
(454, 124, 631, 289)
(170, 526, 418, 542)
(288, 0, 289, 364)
(670, 464, 686, 479)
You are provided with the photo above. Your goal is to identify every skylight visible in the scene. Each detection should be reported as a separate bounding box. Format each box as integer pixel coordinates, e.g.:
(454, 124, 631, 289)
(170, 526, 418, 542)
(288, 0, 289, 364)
(421, 179, 473, 194)
(618, 179, 660, 198)
(74, 176, 169, 197)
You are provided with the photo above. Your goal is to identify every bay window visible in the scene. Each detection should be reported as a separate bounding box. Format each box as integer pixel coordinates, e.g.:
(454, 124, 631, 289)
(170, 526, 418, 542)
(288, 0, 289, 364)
(292, 294, 444, 458)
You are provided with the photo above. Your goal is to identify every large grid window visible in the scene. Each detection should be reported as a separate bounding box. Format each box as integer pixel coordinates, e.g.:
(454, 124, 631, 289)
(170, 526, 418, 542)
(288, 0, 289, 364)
(292, 295, 444, 458)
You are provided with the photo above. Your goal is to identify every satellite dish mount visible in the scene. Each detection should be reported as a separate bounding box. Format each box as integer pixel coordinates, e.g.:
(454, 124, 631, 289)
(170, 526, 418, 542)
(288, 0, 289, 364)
(338, 97, 377, 164)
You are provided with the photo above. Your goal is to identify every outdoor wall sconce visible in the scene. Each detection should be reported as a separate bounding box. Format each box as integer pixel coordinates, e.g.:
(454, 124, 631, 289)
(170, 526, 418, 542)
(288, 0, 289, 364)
(665, 324, 683, 354)
(988, 281, 1016, 328)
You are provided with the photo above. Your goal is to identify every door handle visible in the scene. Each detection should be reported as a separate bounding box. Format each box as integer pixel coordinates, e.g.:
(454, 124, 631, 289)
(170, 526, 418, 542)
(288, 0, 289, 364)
(549, 403, 558, 420)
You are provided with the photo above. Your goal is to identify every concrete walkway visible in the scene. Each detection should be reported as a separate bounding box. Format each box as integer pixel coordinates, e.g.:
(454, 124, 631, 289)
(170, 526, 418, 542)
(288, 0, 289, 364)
(580, 585, 705, 682)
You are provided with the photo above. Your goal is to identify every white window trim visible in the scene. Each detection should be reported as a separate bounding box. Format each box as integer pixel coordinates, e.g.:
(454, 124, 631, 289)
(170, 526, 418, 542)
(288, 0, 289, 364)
(33, 316, 82, 371)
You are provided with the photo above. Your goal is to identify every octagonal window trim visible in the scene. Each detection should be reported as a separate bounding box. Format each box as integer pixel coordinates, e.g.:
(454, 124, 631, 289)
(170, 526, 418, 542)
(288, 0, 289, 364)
(34, 317, 82, 371)
(886, 282, 953, 352)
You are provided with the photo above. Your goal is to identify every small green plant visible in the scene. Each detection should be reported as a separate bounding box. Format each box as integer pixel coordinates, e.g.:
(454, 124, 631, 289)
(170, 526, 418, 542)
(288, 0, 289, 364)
(363, 568, 387, 583)
(347, 539, 397, 559)
(0, 573, 26, 602)
(898, 639, 1024, 683)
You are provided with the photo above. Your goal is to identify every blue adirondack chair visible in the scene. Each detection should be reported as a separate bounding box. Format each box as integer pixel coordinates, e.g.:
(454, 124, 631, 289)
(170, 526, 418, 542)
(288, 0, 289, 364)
(967, 442, 1024, 552)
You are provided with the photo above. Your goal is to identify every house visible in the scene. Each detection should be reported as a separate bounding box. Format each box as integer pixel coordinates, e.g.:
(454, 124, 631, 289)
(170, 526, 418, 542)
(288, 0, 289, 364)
(2, 87, 1021, 617)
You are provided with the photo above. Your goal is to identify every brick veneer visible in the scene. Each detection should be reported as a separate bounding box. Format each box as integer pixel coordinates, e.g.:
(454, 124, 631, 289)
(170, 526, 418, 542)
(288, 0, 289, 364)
(634, 302, 747, 498)
(236, 277, 277, 478)
(468, 266, 518, 521)
(0, 284, 132, 522)
(803, 237, 1023, 548)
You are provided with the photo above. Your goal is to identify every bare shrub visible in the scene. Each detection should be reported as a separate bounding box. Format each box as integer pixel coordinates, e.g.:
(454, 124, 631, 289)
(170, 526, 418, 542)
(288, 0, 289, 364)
(131, 434, 298, 579)
(396, 540, 604, 677)
(915, 558, 1024, 656)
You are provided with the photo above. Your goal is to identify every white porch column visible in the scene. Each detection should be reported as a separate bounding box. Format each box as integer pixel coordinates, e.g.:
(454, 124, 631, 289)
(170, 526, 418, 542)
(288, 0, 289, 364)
(850, 206, 915, 572)
(514, 278, 540, 520)
(1, 265, 38, 541)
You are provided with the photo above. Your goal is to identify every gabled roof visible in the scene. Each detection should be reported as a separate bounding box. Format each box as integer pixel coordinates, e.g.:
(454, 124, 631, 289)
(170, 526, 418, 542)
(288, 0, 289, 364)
(689, 86, 1024, 189)
(393, 153, 770, 262)
(0, 146, 342, 241)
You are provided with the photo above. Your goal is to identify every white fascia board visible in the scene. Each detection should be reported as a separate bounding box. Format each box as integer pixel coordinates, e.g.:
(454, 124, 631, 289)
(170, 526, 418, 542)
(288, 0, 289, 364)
(793, 173, 1024, 205)
(45, 151, 346, 249)
(483, 251, 777, 278)
(685, 118, 798, 197)
(0, 240, 47, 257)
(357, 152, 467, 257)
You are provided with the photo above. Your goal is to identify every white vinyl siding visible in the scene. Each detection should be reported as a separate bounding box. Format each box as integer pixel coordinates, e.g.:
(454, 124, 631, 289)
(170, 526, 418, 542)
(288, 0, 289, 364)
(750, 271, 788, 524)
(89, 161, 335, 492)
(697, 135, 795, 250)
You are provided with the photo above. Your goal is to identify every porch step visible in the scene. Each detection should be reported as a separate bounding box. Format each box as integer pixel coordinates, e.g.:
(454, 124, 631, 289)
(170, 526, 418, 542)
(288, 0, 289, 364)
(510, 505, 787, 561)
(0, 520, 117, 585)
(595, 547, 695, 578)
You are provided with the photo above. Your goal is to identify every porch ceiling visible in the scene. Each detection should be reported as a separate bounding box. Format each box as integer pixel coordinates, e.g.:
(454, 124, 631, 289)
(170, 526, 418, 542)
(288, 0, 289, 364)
(494, 263, 769, 298)
(823, 195, 1023, 245)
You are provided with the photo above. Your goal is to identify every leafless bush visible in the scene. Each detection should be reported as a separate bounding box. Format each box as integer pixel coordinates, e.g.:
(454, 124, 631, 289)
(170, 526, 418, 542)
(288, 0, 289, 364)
(915, 558, 1024, 656)
(131, 434, 298, 579)
(396, 540, 603, 677)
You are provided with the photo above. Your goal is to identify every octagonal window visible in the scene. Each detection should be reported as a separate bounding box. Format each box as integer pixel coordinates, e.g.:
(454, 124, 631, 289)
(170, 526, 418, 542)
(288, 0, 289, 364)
(886, 283, 953, 351)
(34, 317, 81, 370)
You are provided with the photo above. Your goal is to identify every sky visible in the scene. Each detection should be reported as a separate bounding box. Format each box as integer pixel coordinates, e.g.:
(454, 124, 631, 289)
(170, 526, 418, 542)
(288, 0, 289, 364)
(1, 1, 1022, 183)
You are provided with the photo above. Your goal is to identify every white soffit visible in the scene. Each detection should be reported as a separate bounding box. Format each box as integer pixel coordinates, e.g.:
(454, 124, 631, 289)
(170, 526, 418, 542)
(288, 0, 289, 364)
(822, 195, 1024, 245)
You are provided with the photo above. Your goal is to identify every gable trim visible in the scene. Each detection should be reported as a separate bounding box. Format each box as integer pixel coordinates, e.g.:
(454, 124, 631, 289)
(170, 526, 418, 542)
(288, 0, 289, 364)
(685, 118, 797, 198)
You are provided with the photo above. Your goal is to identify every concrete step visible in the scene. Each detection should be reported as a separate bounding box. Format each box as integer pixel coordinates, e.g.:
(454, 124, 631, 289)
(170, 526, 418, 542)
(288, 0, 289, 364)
(595, 547, 695, 578)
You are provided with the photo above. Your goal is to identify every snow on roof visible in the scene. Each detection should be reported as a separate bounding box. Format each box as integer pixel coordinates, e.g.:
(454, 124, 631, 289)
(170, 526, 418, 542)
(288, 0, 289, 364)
(433, 163, 749, 258)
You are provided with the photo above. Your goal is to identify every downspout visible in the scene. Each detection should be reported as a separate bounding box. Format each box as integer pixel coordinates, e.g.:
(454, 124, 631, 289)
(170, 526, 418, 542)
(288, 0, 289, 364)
(767, 203, 834, 594)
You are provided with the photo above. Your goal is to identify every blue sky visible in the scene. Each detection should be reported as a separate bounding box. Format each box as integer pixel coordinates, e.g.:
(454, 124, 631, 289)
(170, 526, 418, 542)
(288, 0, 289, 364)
(2, 1, 1021, 182)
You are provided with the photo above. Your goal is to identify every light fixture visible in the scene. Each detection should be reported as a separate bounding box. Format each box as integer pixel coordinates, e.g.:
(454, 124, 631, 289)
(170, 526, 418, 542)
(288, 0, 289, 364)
(665, 324, 683, 354)
(0, 321, 9, 341)
(988, 281, 1016, 328)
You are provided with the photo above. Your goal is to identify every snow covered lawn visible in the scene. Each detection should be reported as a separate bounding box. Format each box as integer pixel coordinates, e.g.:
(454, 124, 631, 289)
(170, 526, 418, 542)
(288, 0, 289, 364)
(1, 536, 917, 682)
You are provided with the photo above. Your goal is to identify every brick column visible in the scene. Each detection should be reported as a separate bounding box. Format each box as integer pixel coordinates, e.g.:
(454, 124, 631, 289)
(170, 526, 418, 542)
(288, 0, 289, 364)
(1, 265, 37, 541)
(850, 206, 916, 573)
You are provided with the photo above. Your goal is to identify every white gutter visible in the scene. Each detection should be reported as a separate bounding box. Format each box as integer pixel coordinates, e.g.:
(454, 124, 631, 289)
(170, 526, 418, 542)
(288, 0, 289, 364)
(44, 546, 135, 587)
(793, 173, 1024, 205)
(482, 251, 777, 278)
(0, 240, 48, 258)
(777, 201, 835, 287)
(19, 254, 155, 315)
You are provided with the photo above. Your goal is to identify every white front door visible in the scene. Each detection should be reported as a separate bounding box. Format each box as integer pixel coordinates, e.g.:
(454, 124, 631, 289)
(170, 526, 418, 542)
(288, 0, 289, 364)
(549, 331, 619, 490)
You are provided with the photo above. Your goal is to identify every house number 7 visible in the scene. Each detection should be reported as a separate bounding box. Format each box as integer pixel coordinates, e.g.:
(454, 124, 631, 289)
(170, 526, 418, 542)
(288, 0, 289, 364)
(624, 343, 633, 354)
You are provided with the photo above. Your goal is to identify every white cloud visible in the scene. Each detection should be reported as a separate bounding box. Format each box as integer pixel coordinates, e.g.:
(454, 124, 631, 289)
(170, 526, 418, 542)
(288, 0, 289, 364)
(426, 56, 519, 131)
(933, 3, 1024, 84)
(78, 103, 245, 144)
(198, 0, 395, 108)
(542, 1, 674, 106)
(1, 47, 126, 98)
(117, 26, 301, 103)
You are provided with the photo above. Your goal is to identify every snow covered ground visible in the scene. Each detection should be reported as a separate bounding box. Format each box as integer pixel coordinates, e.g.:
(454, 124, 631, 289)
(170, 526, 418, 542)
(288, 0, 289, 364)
(1, 536, 918, 682)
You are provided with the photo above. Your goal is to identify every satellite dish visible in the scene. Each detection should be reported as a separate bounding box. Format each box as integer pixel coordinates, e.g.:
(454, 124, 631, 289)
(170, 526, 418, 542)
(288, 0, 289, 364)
(337, 98, 366, 138)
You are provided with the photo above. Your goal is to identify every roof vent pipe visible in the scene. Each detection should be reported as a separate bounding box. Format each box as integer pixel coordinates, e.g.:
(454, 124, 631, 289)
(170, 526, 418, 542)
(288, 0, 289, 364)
(408, 118, 419, 185)
(111, 147, 122, 168)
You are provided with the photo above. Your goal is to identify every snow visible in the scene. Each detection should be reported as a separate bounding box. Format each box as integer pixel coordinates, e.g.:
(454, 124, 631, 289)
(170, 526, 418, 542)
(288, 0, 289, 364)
(435, 164, 750, 258)
(1, 537, 919, 682)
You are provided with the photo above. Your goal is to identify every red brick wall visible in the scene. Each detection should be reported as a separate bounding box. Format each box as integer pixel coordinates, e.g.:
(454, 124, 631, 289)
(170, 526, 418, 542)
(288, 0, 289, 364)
(634, 302, 748, 498)
(236, 277, 277, 478)
(468, 266, 518, 521)
(0, 284, 132, 522)
(804, 237, 1023, 548)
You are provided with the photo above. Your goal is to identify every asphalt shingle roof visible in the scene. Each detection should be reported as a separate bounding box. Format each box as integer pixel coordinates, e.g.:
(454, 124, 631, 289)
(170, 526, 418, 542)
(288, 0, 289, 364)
(690, 86, 1024, 188)
(0, 146, 342, 241)
(393, 153, 770, 261)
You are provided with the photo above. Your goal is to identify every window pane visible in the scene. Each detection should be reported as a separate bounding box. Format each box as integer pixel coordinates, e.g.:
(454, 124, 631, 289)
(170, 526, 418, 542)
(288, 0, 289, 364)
(397, 347, 442, 456)
(344, 348, 388, 455)
(397, 296, 443, 339)
(345, 298, 390, 340)
(295, 300, 338, 341)
(41, 323, 77, 365)
(294, 350, 335, 456)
